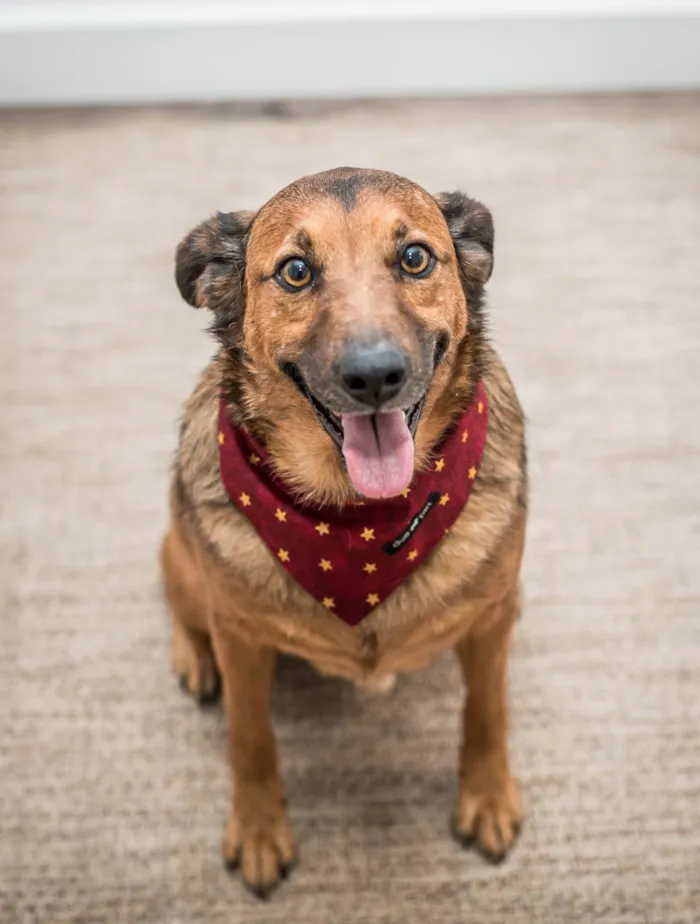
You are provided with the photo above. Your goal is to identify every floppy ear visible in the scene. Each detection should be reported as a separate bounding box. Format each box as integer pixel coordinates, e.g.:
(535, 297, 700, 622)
(175, 210, 255, 338)
(434, 192, 494, 290)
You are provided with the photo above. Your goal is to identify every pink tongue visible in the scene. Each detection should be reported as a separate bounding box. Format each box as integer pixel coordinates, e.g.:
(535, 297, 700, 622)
(341, 409, 414, 498)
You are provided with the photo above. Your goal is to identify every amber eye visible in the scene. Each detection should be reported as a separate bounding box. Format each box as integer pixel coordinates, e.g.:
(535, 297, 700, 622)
(277, 257, 313, 291)
(400, 244, 433, 277)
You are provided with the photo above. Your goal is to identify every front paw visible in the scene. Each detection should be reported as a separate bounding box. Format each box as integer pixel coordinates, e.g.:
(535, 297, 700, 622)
(453, 768, 524, 864)
(223, 782, 296, 899)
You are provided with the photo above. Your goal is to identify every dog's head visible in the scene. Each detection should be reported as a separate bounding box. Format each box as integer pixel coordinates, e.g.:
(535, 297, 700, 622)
(176, 168, 493, 504)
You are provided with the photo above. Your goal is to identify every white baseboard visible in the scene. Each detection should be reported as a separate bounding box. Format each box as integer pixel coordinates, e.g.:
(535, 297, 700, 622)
(1, 2, 699, 106)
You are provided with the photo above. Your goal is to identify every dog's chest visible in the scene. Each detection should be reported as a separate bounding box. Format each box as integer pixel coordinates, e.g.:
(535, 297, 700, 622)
(247, 589, 473, 687)
(206, 504, 485, 684)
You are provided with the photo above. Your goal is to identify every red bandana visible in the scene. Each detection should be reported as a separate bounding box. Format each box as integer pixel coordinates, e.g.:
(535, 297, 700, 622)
(218, 382, 487, 627)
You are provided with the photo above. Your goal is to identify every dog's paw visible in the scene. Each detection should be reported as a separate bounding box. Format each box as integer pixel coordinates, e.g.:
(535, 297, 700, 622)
(172, 624, 221, 706)
(452, 772, 523, 864)
(223, 785, 296, 899)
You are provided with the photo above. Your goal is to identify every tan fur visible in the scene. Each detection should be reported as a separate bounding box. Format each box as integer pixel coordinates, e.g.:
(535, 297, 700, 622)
(162, 169, 528, 897)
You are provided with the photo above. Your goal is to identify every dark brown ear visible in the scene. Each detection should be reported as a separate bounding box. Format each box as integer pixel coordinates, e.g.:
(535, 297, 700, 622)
(434, 192, 494, 289)
(175, 210, 255, 337)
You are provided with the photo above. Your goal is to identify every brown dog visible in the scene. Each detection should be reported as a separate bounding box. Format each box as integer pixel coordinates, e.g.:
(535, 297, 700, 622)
(161, 167, 527, 898)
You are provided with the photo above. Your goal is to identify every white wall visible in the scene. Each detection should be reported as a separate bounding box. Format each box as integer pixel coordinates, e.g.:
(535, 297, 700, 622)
(4, 1, 700, 14)
(1, 1, 699, 106)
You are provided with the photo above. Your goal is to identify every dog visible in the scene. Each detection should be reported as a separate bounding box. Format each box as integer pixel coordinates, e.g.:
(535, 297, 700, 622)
(161, 167, 527, 898)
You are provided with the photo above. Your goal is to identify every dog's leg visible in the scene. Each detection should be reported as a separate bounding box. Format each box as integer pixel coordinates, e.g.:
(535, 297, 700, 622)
(161, 524, 221, 705)
(211, 627, 295, 898)
(453, 590, 523, 863)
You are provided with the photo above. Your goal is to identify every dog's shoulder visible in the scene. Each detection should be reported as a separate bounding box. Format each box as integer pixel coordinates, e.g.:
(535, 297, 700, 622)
(480, 346, 527, 503)
(449, 346, 526, 555)
(174, 360, 226, 509)
(418, 348, 526, 595)
(170, 359, 296, 593)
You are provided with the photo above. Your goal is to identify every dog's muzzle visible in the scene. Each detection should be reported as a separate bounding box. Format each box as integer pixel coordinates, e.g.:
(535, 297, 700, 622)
(281, 334, 448, 450)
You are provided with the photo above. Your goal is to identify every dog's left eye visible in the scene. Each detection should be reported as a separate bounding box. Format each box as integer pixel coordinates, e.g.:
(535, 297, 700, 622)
(400, 244, 434, 278)
(277, 257, 313, 291)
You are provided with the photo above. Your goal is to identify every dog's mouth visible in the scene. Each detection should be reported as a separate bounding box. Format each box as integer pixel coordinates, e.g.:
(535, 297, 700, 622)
(281, 338, 446, 499)
(282, 362, 426, 448)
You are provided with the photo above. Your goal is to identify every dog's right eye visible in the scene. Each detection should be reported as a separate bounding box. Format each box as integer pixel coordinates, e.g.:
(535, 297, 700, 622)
(276, 258, 313, 291)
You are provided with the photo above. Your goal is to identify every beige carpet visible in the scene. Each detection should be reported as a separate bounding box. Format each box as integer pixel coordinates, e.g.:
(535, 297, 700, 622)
(1, 95, 699, 924)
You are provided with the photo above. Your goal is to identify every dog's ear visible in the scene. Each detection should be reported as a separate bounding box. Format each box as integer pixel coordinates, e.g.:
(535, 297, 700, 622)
(434, 192, 494, 289)
(175, 210, 255, 327)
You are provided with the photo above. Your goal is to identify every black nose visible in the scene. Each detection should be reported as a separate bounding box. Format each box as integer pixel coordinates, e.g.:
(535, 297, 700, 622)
(338, 341, 409, 408)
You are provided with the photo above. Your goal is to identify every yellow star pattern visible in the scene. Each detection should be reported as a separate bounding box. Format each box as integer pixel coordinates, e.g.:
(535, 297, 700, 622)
(274, 508, 287, 523)
(249, 453, 261, 466)
(478, 401, 484, 414)
(468, 466, 477, 480)
(407, 550, 418, 562)
(218, 431, 225, 445)
(315, 522, 330, 536)
(439, 493, 450, 506)
(239, 492, 251, 507)
(319, 558, 333, 572)
(435, 458, 445, 472)
(277, 548, 290, 563)
(363, 562, 377, 574)
(400, 487, 411, 498)
(461, 430, 469, 444)
(360, 527, 375, 542)
(366, 593, 380, 607)
(322, 597, 335, 609)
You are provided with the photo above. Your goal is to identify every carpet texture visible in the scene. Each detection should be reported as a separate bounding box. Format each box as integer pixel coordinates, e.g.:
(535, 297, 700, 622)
(1, 96, 699, 924)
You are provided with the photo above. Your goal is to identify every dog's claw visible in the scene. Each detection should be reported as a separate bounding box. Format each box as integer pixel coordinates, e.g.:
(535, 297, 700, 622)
(245, 881, 274, 901)
(452, 814, 511, 863)
(478, 846, 508, 866)
(279, 856, 296, 880)
(177, 667, 221, 707)
(224, 853, 240, 872)
(195, 675, 221, 707)
(222, 798, 295, 898)
(452, 776, 524, 864)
